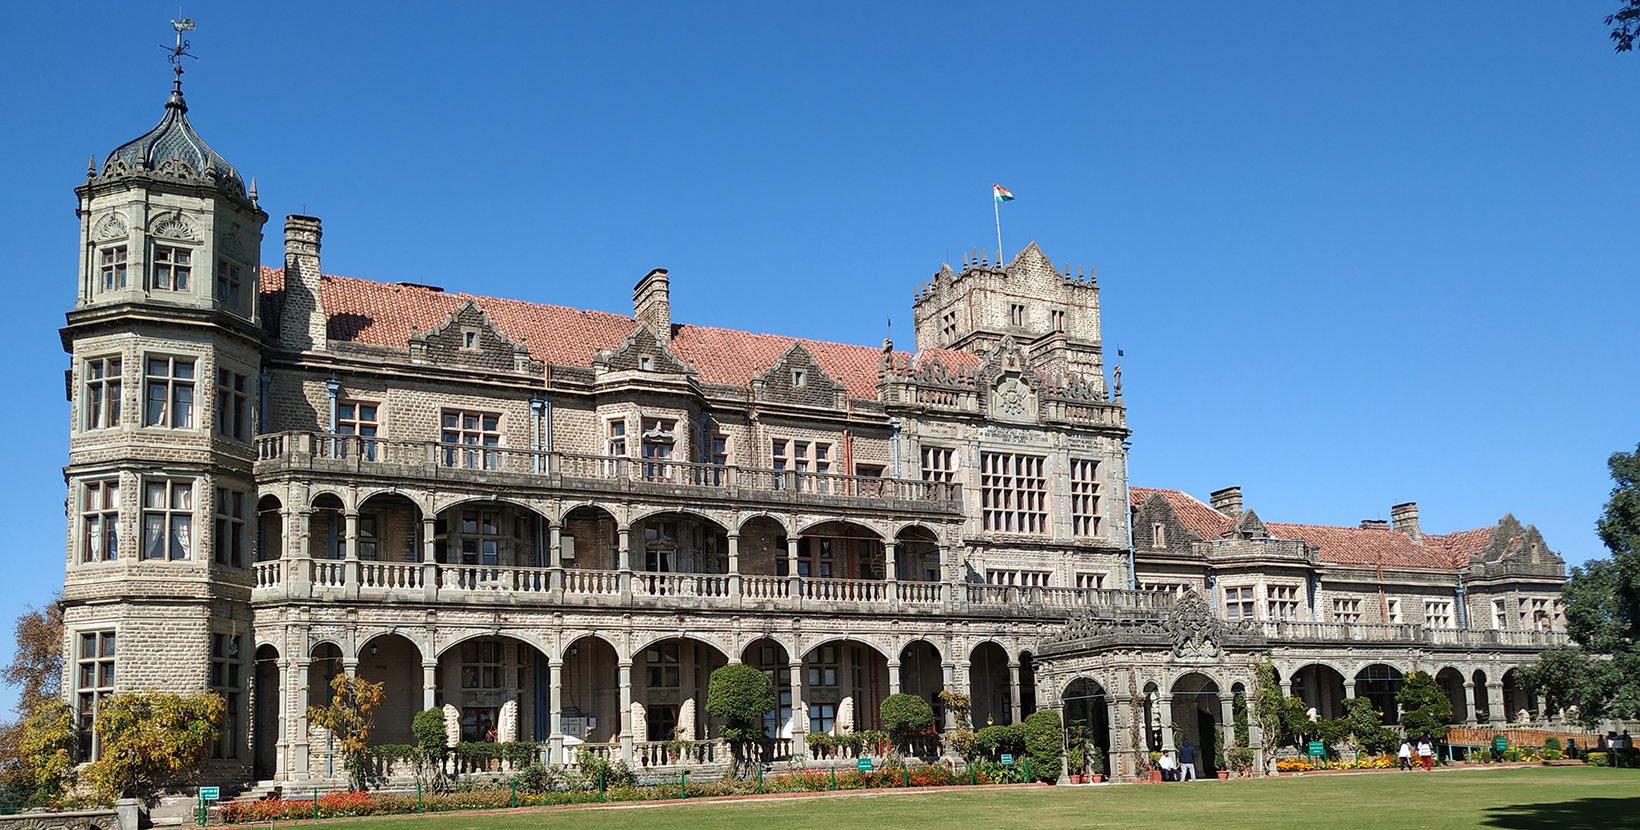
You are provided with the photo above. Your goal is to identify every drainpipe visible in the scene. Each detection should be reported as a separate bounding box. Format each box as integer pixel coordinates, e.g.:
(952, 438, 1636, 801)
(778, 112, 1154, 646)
(530, 398, 545, 473)
(700, 414, 709, 464)
(258, 371, 272, 434)
(1207, 573, 1218, 617)
(324, 378, 340, 455)
(1308, 576, 1319, 622)
(1455, 571, 1467, 629)
(890, 420, 901, 478)
(542, 395, 554, 453)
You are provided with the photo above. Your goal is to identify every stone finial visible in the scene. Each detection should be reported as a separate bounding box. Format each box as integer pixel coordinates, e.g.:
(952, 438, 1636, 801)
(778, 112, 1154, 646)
(1113, 364, 1122, 401)
(249, 177, 259, 205)
(86, 154, 96, 179)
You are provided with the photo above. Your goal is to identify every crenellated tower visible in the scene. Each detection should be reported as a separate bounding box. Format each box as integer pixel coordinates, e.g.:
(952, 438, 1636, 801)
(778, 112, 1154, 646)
(60, 36, 266, 780)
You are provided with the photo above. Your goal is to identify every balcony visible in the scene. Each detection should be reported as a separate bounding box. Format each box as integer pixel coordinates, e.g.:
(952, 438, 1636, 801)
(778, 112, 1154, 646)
(255, 432, 961, 515)
(1257, 620, 1570, 649)
(250, 556, 1172, 620)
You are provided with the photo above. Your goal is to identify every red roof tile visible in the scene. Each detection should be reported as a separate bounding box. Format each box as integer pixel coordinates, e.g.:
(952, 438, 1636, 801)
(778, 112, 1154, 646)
(259, 267, 975, 399)
(1426, 527, 1495, 569)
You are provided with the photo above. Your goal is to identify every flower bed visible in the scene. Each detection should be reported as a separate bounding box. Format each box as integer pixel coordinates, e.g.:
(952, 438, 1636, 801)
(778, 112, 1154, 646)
(218, 765, 1008, 823)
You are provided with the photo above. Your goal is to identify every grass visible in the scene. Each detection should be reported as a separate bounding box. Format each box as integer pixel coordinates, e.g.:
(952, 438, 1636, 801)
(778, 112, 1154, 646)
(300, 767, 1640, 830)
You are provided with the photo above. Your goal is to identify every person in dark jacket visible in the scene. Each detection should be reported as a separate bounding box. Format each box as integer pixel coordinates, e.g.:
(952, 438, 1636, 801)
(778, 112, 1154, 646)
(1179, 740, 1197, 781)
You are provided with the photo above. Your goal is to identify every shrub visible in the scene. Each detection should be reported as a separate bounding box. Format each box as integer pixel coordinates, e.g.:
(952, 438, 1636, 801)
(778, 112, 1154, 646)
(705, 664, 775, 772)
(974, 723, 1024, 759)
(1021, 710, 1062, 783)
(15, 699, 76, 807)
(1589, 751, 1610, 767)
(83, 691, 225, 805)
(306, 674, 385, 791)
(413, 708, 448, 752)
(879, 694, 935, 753)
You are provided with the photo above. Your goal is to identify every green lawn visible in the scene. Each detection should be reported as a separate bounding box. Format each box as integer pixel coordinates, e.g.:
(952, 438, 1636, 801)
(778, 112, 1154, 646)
(311, 768, 1638, 830)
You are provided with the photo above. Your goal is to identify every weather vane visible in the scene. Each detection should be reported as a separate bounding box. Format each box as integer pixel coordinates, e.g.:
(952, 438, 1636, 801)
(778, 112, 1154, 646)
(160, 17, 198, 76)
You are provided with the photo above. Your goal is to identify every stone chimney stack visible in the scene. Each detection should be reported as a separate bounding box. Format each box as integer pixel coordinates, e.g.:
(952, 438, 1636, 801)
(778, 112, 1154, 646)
(1391, 502, 1422, 543)
(1360, 519, 1390, 530)
(280, 215, 326, 351)
(1209, 486, 1243, 518)
(634, 268, 671, 345)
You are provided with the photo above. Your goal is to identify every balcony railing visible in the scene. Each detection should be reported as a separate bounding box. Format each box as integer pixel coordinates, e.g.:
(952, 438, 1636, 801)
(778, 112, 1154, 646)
(1258, 620, 1571, 648)
(255, 432, 961, 511)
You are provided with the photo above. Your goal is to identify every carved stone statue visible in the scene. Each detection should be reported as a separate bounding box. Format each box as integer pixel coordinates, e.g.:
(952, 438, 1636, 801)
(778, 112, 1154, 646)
(678, 698, 696, 741)
(442, 703, 460, 748)
(498, 699, 518, 744)
(631, 702, 647, 743)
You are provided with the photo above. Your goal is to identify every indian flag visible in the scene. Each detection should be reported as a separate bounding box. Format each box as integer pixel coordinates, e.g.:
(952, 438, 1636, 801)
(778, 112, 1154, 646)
(993, 184, 1014, 202)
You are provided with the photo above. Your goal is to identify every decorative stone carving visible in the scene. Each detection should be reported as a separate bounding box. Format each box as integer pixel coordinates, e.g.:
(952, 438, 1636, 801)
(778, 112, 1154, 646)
(442, 703, 460, 748)
(149, 210, 199, 241)
(92, 212, 128, 242)
(992, 376, 1035, 421)
(498, 699, 519, 743)
(220, 232, 247, 259)
(631, 702, 647, 743)
(837, 695, 854, 733)
(1166, 589, 1223, 659)
(677, 698, 696, 741)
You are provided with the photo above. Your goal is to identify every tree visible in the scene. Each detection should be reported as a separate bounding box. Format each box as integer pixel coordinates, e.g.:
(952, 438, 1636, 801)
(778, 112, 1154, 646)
(305, 674, 384, 792)
(13, 700, 75, 807)
(1609, 0, 1640, 53)
(410, 708, 450, 792)
(1340, 697, 1397, 755)
(1021, 709, 1062, 783)
(83, 691, 225, 804)
(0, 597, 64, 808)
(1251, 657, 1287, 749)
(878, 693, 935, 754)
(705, 663, 775, 776)
(1396, 671, 1452, 744)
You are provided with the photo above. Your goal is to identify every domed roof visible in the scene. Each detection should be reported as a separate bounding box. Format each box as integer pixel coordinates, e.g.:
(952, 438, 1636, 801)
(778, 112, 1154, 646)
(100, 75, 245, 199)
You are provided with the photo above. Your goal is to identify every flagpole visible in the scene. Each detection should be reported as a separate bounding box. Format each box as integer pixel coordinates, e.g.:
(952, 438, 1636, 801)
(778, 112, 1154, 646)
(994, 195, 1003, 262)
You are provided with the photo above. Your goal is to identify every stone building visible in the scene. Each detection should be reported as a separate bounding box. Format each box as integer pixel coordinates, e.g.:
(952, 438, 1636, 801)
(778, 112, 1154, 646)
(56, 65, 1568, 788)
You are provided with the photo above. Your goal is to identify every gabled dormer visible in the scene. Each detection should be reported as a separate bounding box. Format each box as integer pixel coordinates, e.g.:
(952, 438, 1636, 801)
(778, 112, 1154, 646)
(592, 323, 693, 378)
(751, 342, 845, 408)
(408, 299, 536, 373)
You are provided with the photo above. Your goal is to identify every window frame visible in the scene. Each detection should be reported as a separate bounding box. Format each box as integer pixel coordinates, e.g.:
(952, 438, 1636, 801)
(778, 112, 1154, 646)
(81, 480, 121, 563)
(337, 400, 381, 460)
(215, 366, 250, 442)
(979, 452, 1048, 534)
(84, 355, 123, 431)
(143, 355, 196, 429)
(76, 630, 116, 761)
(214, 258, 242, 308)
(152, 244, 192, 291)
(99, 245, 128, 292)
(208, 632, 243, 759)
(920, 446, 957, 483)
(440, 409, 501, 470)
(213, 487, 247, 568)
(141, 478, 194, 561)
(1069, 458, 1101, 537)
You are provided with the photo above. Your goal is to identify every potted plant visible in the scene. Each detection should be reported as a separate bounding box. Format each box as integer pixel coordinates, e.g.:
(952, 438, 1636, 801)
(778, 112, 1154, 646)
(663, 728, 693, 765)
(1067, 744, 1086, 784)
(1226, 745, 1251, 779)
(1215, 744, 1230, 780)
(1148, 751, 1163, 783)
(1088, 747, 1105, 783)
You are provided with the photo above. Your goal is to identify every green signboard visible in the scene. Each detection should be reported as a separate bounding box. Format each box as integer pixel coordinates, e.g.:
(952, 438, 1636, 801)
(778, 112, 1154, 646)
(1493, 736, 1508, 752)
(199, 787, 220, 801)
(1001, 754, 1014, 764)
(857, 758, 872, 772)
(1308, 741, 1324, 756)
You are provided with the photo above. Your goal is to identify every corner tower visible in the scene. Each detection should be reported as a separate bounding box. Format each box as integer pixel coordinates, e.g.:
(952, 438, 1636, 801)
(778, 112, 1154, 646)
(60, 36, 266, 781)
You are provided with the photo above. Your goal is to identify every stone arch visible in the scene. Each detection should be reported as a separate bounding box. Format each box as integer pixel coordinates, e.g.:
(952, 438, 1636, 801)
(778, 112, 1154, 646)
(742, 637, 796, 739)
(434, 499, 550, 568)
(736, 515, 789, 579)
(431, 633, 551, 743)
(1435, 667, 1467, 723)
(631, 636, 730, 742)
(1168, 672, 1224, 777)
(1061, 676, 1111, 777)
(1354, 664, 1406, 725)
(894, 524, 942, 583)
(1290, 663, 1348, 720)
(1019, 650, 1038, 717)
(629, 510, 731, 575)
(256, 494, 284, 562)
(735, 511, 792, 534)
(252, 644, 282, 781)
(897, 639, 945, 721)
(794, 520, 888, 582)
(969, 640, 1015, 726)
(1501, 667, 1537, 722)
(308, 493, 347, 561)
(356, 634, 422, 745)
(309, 642, 344, 708)
(356, 492, 425, 564)
(803, 639, 892, 736)
(796, 518, 886, 540)
(561, 504, 621, 571)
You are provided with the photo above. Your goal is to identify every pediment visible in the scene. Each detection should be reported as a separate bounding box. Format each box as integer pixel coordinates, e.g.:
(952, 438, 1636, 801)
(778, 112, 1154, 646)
(753, 341, 844, 407)
(594, 323, 692, 376)
(1230, 509, 1268, 540)
(409, 300, 534, 372)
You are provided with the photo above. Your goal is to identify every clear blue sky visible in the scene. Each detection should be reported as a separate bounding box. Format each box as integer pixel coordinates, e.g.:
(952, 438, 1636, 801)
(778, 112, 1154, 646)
(0, 2, 1635, 710)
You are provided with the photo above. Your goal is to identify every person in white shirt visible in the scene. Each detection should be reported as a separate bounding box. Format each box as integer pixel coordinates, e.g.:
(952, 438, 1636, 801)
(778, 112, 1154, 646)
(1416, 739, 1435, 771)
(1158, 749, 1177, 781)
(1397, 740, 1413, 771)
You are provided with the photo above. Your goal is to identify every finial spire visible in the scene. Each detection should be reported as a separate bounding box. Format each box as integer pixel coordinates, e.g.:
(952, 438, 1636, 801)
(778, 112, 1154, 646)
(248, 177, 258, 204)
(161, 17, 198, 110)
(86, 154, 96, 179)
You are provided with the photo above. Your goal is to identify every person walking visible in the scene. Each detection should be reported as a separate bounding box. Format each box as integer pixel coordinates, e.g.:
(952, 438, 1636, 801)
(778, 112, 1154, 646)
(1179, 740, 1198, 781)
(1397, 740, 1413, 771)
(1417, 739, 1435, 772)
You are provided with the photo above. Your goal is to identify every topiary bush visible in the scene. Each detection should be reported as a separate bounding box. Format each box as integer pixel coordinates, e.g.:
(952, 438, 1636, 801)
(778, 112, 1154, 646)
(1021, 710, 1062, 783)
(879, 694, 936, 753)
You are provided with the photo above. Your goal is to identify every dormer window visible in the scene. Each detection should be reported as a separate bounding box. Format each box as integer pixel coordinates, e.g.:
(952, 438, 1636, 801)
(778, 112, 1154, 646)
(639, 356, 653, 371)
(461, 327, 479, 349)
(792, 369, 806, 388)
(100, 247, 128, 291)
(153, 246, 191, 291)
(214, 260, 241, 307)
(1152, 523, 1166, 548)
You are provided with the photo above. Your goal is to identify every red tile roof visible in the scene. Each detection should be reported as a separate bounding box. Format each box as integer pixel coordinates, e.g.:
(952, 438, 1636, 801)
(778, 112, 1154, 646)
(1130, 487, 1233, 541)
(1130, 485, 1500, 572)
(260, 267, 975, 399)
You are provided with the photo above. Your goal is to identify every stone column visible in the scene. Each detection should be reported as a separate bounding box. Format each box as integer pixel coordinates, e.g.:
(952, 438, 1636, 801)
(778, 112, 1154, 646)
(1486, 682, 1504, 723)
(726, 533, 741, 601)
(548, 522, 564, 593)
(942, 662, 957, 732)
(617, 526, 632, 599)
(1219, 695, 1237, 775)
(343, 511, 360, 598)
(885, 541, 898, 584)
(421, 516, 438, 601)
(1160, 695, 1176, 751)
(789, 658, 807, 757)
(1008, 662, 1023, 725)
(1246, 696, 1265, 778)
(786, 537, 801, 599)
(1343, 679, 1356, 698)
(293, 509, 314, 597)
(1463, 682, 1478, 725)
(888, 660, 901, 695)
(548, 659, 564, 764)
(618, 661, 634, 762)
(1108, 696, 1128, 780)
(293, 659, 311, 779)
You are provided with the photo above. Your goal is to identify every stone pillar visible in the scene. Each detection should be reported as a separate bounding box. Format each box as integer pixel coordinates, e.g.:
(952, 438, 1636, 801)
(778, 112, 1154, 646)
(548, 522, 564, 593)
(1160, 695, 1176, 751)
(885, 542, 898, 585)
(888, 660, 901, 695)
(422, 662, 437, 711)
(343, 511, 360, 598)
(293, 509, 314, 596)
(1219, 695, 1236, 775)
(421, 516, 438, 601)
(617, 526, 632, 599)
(789, 658, 807, 757)
(1486, 682, 1504, 723)
(727, 533, 741, 600)
(618, 661, 634, 762)
(275, 657, 292, 780)
(548, 659, 564, 764)
(786, 537, 801, 598)
(1343, 679, 1356, 698)
(1008, 662, 1022, 725)
(343, 659, 358, 679)
(941, 662, 956, 732)
(1108, 696, 1127, 780)
(293, 659, 311, 779)
(1463, 682, 1478, 725)
(1246, 696, 1265, 778)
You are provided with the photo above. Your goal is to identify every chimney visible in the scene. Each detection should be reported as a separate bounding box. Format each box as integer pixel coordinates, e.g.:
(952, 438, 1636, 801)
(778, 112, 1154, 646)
(280, 215, 326, 351)
(1360, 519, 1391, 530)
(633, 268, 671, 345)
(1391, 502, 1422, 543)
(1209, 486, 1243, 518)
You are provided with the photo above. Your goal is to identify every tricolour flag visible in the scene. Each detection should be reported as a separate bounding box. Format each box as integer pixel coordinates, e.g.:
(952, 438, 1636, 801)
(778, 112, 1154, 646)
(993, 184, 1014, 202)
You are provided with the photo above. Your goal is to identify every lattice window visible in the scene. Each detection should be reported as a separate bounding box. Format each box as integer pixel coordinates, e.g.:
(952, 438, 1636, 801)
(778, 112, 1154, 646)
(214, 259, 242, 307)
(1225, 586, 1256, 620)
(209, 633, 242, 759)
(1331, 598, 1362, 624)
(213, 488, 247, 567)
(153, 245, 191, 291)
(1424, 600, 1453, 629)
(216, 368, 249, 442)
(81, 481, 120, 563)
(461, 640, 502, 689)
(144, 356, 195, 428)
(1267, 585, 1301, 620)
(338, 401, 380, 460)
(99, 246, 127, 291)
(142, 480, 193, 560)
(1069, 458, 1101, 536)
(647, 642, 680, 688)
(980, 453, 1047, 533)
(84, 356, 122, 430)
(76, 631, 115, 761)
(1075, 572, 1105, 590)
(921, 447, 957, 483)
(441, 410, 500, 470)
(986, 569, 1051, 587)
